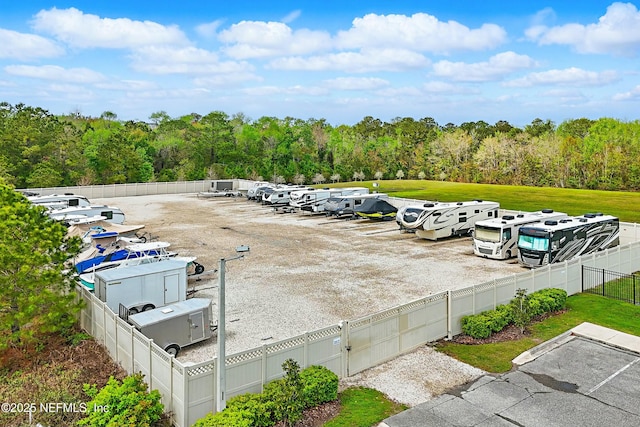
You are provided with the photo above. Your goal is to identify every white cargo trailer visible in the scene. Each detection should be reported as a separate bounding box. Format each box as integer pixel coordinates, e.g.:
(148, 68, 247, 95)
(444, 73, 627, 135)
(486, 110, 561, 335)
(128, 298, 215, 357)
(94, 259, 188, 314)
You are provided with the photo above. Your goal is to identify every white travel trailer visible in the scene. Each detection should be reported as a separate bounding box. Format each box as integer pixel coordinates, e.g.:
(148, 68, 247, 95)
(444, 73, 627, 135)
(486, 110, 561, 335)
(128, 298, 215, 357)
(396, 200, 500, 240)
(262, 185, 311, 206)
(48, 205, 126, 224)
(28, 193, 91, 210)
(324, 193, 389, 217)
(289, 187, 369, 213)
(94, 259, 188, 314)
(473, 209, 567, 260)
(517, 213, 620, 268)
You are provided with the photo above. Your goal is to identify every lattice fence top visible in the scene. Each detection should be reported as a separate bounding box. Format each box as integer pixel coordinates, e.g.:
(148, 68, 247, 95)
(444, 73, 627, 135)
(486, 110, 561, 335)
(186, 362, 215, 377)
(307, 325, 341, 341)
(266, 337, 306, 354)
(452, 287, 474, 298)
(475, 281, 497, 293)
(151, 345, 172, 363)
(226, 348, 263, 365)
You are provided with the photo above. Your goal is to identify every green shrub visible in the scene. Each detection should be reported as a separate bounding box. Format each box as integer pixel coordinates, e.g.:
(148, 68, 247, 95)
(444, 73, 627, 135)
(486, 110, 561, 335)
(461, 304, 513, 339)
(192, 362, 339, 427)
(78, 373, 164, 427)
(300, 365, 339, 408)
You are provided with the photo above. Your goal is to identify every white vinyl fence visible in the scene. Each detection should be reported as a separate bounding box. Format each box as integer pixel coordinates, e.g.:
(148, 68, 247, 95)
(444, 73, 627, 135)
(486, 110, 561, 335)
(61, 184, 640, 426)
(78, 239, 640, 427)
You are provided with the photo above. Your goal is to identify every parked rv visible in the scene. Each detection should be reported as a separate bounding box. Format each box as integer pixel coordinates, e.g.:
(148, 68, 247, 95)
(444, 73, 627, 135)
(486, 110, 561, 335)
(473, 210, 568, 260)
(28, 193, 91, 211)
(262, 185, 311, 206)
(396, 200, 500, 240)
(324, 193, 389, 218)
(94, 259, 189, 314)
(127, 298, 215, 357)
(48, 205, 126, 224)
(289, 187, 369, 212)
(517, 213, 620, 268)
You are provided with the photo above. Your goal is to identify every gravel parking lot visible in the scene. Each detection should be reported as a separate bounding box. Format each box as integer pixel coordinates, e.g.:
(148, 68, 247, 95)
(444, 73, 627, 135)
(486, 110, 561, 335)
(92, 193, 524, 406)
(93, 193, 523, 360)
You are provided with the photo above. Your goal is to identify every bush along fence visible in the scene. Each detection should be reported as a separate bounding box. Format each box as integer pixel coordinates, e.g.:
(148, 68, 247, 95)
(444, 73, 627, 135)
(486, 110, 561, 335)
(461, 288, 568, 339)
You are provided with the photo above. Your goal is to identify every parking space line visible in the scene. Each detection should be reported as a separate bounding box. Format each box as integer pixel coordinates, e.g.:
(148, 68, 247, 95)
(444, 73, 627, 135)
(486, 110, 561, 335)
(586, 357, 640, 395)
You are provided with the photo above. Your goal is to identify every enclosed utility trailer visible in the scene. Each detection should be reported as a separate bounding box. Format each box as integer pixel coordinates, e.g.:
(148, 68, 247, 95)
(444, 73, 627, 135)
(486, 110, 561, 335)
(94, 259, 188, 314)
(128, 298, 215, 356)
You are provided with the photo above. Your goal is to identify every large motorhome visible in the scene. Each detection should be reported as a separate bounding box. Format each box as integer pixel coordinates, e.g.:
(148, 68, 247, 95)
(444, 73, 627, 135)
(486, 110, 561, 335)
(473, 210, 567, 260)
(324, 193, 389, 217)
(289, 187, 369, 212)
(396, 200, 499, 240)
(517, 213, 620, 268)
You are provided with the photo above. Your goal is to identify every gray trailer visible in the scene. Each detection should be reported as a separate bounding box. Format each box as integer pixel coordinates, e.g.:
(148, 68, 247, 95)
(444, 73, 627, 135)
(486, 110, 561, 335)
(95, 259, 188, 314)
(127, 298, 215, 356)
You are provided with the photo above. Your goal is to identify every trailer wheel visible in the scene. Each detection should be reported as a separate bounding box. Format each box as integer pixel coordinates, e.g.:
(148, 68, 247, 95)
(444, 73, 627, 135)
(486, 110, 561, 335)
(165, 344, 180, 357)
(128, 307, 139, 315)
(194, 263, 205, 275)
(506, 250, 512, 259)
(142, 304, 155, 312)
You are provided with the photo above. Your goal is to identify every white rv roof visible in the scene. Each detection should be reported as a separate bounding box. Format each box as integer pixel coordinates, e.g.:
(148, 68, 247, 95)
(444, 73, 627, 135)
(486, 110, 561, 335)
(475, 210, 568, 228)
(95, 258, 187, 281)
(520, 214, 618, 233)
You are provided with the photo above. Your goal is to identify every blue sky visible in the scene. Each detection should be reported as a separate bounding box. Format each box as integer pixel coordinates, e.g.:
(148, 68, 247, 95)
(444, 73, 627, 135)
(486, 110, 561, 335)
(1, 1, 639, 126)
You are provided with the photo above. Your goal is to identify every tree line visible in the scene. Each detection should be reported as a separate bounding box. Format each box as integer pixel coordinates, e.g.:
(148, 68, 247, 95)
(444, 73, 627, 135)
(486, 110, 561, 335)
(1, 101, 639, 191)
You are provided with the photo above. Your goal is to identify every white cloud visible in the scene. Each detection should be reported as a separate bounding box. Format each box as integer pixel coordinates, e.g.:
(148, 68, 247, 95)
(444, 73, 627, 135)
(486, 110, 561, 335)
(219, 21, 331, 58)
(269, 48, 430, 72)
(4, 64, 106, 83)
(195, 20, 224, 38)
(612, 85, 640, 100)
(525, 2, 640, 56)
(95, 80, 158, 91)
(323, 77, 390, 90)
(242, 85, 328, 96)
(281, 10, 301, 24)
(193, 73, 263, 87)
(335, 13, 507, 53)
(31, 7, 190, 49)
(129, 46, 254, 75)
(505, 67, 619, 87)
(432, 51, 537, 82)
(0, 28, 64, 60)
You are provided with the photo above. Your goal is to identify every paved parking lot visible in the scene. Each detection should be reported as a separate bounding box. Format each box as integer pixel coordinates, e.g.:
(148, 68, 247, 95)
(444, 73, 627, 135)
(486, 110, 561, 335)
(382, 323, 640, 427)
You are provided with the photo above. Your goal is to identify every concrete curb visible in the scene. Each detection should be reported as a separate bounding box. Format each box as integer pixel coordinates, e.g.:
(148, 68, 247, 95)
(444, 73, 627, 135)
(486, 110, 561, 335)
(512, 329, 575, 365)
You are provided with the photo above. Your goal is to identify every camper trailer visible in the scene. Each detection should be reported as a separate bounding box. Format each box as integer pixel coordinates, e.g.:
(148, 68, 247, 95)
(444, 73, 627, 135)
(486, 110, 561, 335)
(324, 193, 389, 217)
(48, 205, 126, 224)
(28, 193, 92, 210)
(289, 187, 369, 212)
(473, 210, 568, 260)
(94, 259, 188, 314)
(262, 185, 311, 206)
(127, 298, 215, 357)
(396, 200, 500, 240)
(517, 213, 620, 268)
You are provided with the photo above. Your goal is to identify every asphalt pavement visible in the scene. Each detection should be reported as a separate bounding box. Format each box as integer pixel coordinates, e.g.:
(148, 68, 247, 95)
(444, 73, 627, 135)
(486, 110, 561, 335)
(381, 323, 640, 427)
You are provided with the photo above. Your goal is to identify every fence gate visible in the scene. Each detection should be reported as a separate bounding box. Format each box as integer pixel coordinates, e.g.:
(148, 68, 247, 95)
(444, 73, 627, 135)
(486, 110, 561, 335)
(582, 265, 640, 305)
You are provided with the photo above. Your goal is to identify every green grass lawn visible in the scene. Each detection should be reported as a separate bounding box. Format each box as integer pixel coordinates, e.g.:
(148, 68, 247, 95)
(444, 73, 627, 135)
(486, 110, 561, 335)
(323, 387, 407, 427)
(326, 180, 640, 223)
(436, 293, 640, 373)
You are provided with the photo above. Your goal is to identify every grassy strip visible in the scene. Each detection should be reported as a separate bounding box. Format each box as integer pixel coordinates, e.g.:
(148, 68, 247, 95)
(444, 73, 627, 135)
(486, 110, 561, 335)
(436, 293, 640, 373)
(323, 387, 407, 427)
(327, 180, 640, 223)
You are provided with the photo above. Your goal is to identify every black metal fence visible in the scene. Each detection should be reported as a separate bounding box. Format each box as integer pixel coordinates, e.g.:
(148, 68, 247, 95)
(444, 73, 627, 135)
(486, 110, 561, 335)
(582, 266, 640, 305)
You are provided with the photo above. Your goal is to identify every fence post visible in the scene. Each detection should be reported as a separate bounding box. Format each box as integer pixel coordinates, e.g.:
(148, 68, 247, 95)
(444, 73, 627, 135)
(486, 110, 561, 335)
(447, 290, 452, 340)
(602, 268, 606, 296)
